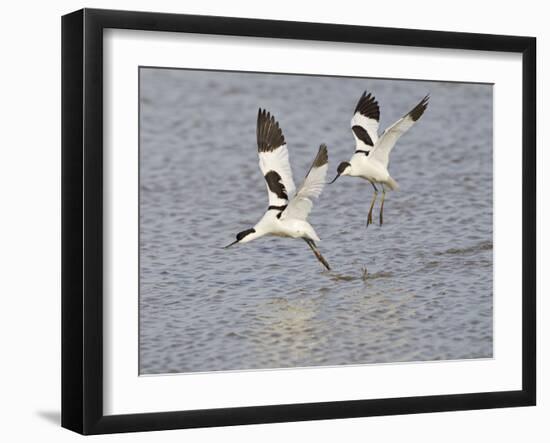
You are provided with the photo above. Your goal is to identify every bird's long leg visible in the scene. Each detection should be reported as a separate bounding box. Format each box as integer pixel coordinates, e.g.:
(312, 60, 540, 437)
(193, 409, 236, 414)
(303, 238, 331, 271)
(367, 183, 379, 228)
(379, 185, 386, 226)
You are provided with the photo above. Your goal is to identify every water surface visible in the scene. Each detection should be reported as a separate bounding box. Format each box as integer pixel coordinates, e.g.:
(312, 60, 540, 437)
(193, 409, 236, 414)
(139, 68, 493, 374)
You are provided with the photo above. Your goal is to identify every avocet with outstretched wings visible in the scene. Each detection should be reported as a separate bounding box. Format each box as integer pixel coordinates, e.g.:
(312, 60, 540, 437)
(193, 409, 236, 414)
(330, 91, 429, 227)
(225, 109, 331, 270)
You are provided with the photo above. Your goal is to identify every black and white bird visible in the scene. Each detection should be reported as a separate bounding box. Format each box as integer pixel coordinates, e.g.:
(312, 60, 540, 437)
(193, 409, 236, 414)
(331, 91, 429, 227)
(225, 109, 331, 270)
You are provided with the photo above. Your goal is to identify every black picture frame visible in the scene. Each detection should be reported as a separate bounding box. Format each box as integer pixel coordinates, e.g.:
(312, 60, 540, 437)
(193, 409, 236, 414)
(61, 8, 536, 435)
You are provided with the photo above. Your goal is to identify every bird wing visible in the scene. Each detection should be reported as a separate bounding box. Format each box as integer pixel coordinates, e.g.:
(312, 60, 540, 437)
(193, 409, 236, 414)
(257, 109, 296, 208)
(350, 91, 380, 151)
(370, 95, 429, 168)
(282, 144, 328, 221)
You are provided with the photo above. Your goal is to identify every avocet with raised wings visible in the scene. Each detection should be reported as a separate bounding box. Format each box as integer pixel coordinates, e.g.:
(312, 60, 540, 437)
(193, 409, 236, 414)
(225, 109, 331, 270)
(331, 91, 429, 227)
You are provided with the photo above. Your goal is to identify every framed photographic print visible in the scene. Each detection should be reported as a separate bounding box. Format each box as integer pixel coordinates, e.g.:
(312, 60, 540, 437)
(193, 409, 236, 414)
(61, 8, 536, 435)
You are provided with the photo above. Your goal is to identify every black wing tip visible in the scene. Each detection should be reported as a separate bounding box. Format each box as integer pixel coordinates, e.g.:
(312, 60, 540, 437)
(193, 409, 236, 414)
(257, 108, 272, 124)
(313, 144, 329, 168)
(409, 94, 430, 121)
(257, 108, 286, 152)
(354, 90, 380, 121)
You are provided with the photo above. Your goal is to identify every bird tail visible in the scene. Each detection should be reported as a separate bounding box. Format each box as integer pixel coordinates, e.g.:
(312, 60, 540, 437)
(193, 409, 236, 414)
(305, 225, 321, 242)
(386, 177, 399, 191)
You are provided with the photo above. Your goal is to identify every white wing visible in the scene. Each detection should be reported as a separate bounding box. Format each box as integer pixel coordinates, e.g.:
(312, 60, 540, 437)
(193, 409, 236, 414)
(371, 95, 429, 168)
(350, 91, 380, 151)
(257, 109, 296, 208)
(282, 144, 328, 221)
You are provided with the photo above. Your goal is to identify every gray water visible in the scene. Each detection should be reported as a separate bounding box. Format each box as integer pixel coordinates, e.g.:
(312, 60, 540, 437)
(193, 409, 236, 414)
(139, 68, 493, 374)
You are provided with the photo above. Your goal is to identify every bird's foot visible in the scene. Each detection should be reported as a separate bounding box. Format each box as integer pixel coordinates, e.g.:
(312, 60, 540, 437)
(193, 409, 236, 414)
(379, 212, 383, 226)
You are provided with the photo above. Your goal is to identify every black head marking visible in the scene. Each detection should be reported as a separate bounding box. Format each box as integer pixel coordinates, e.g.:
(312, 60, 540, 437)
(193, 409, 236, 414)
(264, 170, 288, 200)
(352, 125, 374, 147)
(354, 91, 380, 121)
(337, 161, 351, 175)
(236, 228, 256, 242)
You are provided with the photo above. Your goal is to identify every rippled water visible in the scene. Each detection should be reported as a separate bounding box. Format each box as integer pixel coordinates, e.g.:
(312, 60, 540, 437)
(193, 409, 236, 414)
(139, 68, 493, 374)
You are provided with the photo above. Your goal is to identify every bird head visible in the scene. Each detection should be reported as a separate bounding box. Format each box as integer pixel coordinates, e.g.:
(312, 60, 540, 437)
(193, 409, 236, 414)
(224, 228, 257, 248)
(329, 161, 351, 184)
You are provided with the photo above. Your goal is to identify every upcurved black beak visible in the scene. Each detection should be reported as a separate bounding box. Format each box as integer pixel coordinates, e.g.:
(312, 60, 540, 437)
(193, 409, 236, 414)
(329, 173, 341, 184)
(223, 240, 239, 249)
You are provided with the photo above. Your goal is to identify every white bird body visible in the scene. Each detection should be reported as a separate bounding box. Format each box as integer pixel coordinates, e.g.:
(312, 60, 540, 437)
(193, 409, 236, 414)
(348, 152, 396, 188)
(247, 213, 320, 242)
(332, 91, 429, 226)
(226, 109, 330, 270)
